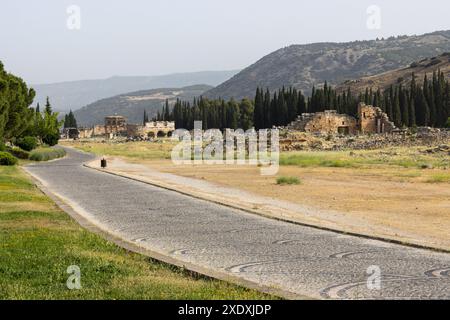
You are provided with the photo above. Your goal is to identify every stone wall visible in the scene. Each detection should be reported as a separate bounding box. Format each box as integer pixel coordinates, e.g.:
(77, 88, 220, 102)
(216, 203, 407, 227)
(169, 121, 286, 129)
(93, 125, 106, 136)
(288, 110, 358, 135)
(127, 121, 175, 138)
(286, 104, 396, 135)
(358, 103, 396, 134)
(105, 116, 127, 136)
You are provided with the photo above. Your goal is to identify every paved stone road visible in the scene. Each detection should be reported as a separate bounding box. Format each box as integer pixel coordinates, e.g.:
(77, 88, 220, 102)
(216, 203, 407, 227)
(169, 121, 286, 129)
(25, 148, 450, 299)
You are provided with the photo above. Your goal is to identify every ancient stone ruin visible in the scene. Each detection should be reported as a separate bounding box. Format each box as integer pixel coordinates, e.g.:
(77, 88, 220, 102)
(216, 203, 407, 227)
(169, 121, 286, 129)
(287, 103, 396, 135)
(358, 103, 396, 134)
(287, 110, 358, 135)
(74, 115, 175, 140)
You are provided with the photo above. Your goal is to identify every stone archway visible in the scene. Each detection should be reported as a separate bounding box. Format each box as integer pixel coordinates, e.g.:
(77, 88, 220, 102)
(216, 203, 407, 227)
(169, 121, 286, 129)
(157, 131, 166, 138)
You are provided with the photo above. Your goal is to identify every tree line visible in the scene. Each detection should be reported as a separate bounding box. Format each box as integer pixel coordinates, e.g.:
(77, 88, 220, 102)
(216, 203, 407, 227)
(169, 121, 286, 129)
(158, 71, 449, 131)
(155, 97, 254, 131)
(0, 61, 62, 147)
(64, 110, 78, 129)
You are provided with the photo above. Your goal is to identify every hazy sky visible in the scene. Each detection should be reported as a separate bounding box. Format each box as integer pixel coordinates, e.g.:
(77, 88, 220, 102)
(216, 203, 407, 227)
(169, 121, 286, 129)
(1, 0, 449, 84)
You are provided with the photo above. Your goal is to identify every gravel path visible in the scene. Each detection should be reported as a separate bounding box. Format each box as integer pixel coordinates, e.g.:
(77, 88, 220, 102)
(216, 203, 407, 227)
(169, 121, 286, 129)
(25, 147, 450, 299)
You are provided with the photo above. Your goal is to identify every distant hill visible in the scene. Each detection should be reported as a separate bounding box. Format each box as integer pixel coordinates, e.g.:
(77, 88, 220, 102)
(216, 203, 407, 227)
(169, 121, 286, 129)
(335, 53, 450, 94)
(33, 70, 239, 113)
(205, 30, 450, 100)
(73, 85, 212, 126)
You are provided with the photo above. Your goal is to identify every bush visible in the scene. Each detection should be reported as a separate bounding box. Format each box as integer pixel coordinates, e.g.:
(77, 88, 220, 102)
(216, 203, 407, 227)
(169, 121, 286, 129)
(0, 142, 5, 152)
(7, 147, 30, 159)
(42, 132, 60, 147)
(276, 176, 301, 185)
(446, 117, 450, 128)
(16, 136, 38, 151)
(0, 152, 18, 166)
(29, 148, 66, 161)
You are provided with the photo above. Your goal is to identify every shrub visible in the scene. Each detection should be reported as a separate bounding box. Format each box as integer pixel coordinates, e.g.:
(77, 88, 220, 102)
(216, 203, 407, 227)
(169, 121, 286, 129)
(0, 152, 18, 166)
(42, 132, 60, 147)
(16, 136, 38, 151)
(0, 142, 5, 152)
(7, 147, 30, 159)
(446, 117, 450, 128)
(29, 148, 66, 161)
(276, 176, 301, 185)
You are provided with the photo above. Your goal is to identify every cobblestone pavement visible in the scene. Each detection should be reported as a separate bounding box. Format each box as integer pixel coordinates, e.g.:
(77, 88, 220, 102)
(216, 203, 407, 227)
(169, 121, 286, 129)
(25, 147, 450, 299)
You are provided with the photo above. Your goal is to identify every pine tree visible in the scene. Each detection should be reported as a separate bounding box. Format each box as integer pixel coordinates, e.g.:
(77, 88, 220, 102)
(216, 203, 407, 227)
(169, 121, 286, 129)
(253, 87, 264, 130)
(45, 97, 52, 114)
(263, 89, 271, 128)
(393, 87, 402, 127)
(401, 89, 409, 127)
(408, 96, 416, 127)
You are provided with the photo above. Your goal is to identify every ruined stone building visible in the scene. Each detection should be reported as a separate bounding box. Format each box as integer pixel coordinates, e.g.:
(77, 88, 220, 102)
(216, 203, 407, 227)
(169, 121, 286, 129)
(287, 103, 396, 135)
(288, 110, 358, 135)
(358, 103, 396, 134)
(126, 121, 175, 139)
(70, 115, 175, 140)
(105, 115, 128, 137)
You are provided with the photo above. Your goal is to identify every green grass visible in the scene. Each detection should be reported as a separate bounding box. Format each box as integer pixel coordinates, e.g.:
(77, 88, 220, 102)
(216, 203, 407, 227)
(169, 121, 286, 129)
(425, 173, 450, 183)
(29, 148, 66, 161)
(279, 148, 450, 169)
(0, 166, 275, 300)
(276, 176, 301, 185)
(64, 141, 175, 161)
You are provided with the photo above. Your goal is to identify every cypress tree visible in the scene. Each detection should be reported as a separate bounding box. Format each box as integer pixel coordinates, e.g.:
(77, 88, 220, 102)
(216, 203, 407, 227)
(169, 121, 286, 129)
(253, 87, 264, 130)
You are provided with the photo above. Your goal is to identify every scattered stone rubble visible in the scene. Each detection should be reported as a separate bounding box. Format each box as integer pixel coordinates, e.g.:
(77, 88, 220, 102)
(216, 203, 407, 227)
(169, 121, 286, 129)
(280, 128, 450, 151)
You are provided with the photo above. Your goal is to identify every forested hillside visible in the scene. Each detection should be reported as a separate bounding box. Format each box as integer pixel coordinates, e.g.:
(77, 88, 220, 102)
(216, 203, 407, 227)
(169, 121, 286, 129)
(205, 30, 450, 100)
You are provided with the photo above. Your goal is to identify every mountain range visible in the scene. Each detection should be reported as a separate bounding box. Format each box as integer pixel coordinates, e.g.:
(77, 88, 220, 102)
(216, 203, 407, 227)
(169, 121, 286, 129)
(73, 85, 211, 126)
(33, 70, 239, 113)
(205, 30, 450, 100)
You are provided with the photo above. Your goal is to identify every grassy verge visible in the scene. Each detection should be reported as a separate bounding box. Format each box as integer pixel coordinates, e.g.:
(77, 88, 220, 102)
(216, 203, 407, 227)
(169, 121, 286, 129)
(276, 176, 301, 185)
(29, 148, 66, 161)
(425, 173, 450, 183)
(61, 141, 175, 161)
(280, 147, 450, 169)
(64, 141, 449, 170)
(0, 166, 275, 299)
